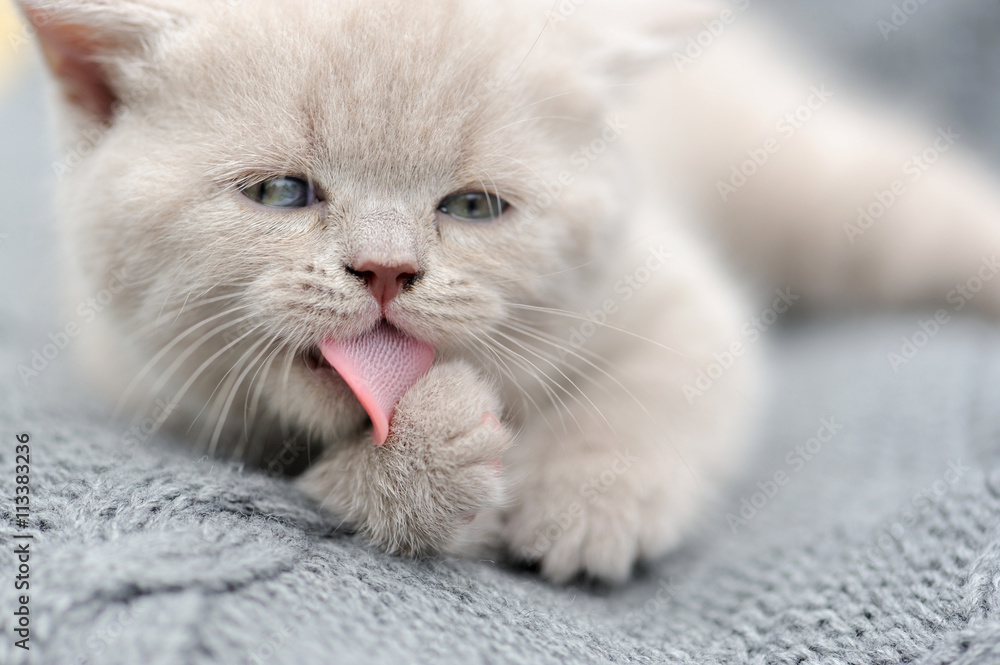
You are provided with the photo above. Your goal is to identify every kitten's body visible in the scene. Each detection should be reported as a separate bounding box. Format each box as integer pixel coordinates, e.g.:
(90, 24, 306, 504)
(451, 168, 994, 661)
(20, 0, 1000, 582)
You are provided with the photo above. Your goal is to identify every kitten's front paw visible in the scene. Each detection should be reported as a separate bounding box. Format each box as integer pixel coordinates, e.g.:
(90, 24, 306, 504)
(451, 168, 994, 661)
(504, 453, 690, 583)
(370, 361, 511, 554)
(302, 361, 511, 557)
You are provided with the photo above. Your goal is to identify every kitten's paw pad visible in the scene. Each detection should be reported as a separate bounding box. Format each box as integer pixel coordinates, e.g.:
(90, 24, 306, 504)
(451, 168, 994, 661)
(366, 362, 511, 555)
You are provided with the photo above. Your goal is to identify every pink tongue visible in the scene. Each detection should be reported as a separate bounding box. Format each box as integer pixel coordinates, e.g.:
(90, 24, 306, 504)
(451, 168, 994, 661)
(319, 323, 435, 445)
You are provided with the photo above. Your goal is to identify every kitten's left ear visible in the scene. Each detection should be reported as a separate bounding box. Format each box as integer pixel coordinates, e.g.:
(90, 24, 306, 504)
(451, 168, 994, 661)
(14, 1, 185, 123)
(575, 0, 729, 81)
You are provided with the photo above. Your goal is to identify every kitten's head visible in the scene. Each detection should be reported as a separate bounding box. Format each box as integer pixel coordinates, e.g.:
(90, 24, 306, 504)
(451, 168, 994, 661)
(21, 0, 712, 452)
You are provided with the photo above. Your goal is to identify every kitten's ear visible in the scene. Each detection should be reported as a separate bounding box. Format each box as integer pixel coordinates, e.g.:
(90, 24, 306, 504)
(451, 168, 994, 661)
(577, 0, 729, 81)
(14, 1, 184, 123)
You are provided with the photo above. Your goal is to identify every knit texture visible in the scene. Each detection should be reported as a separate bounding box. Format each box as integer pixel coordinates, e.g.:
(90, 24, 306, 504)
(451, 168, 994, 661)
(2, 2, 1000, 663)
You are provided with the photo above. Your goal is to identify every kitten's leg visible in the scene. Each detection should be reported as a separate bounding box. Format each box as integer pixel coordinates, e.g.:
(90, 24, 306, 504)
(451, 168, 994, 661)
(629, 24, 1000, 311)
(502, 225, 757, 582)
(298, 361, 511, 556)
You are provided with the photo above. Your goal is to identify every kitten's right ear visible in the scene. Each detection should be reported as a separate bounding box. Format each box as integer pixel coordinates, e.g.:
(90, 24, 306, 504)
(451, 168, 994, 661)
(14, 1, 184, 123)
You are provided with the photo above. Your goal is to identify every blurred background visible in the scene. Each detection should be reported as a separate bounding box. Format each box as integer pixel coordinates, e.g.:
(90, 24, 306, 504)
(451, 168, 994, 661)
(755, 0, 1000, 166)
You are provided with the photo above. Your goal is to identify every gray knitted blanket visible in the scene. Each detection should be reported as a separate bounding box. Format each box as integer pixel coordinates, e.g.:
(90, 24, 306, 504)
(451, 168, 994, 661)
(3, 2, 1000, 663)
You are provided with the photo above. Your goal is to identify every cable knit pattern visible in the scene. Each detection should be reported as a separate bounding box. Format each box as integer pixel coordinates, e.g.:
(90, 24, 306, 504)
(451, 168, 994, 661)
(2, 1, 1000, 663)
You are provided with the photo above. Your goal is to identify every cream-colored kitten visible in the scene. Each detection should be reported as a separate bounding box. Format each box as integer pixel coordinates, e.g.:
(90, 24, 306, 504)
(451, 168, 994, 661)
(19, 0, 1000, 582)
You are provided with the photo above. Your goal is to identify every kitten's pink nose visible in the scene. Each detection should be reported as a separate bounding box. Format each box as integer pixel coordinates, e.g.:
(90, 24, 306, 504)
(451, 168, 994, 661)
(347, 261, 421, 307)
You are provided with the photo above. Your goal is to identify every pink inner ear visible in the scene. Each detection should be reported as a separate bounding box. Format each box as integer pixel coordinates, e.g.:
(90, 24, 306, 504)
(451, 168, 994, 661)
(25, 11, 118, 121)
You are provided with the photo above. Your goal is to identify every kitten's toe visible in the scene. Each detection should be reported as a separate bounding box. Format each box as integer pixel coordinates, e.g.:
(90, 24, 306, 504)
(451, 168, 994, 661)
(504, 455, 690, 583)
(504, 486, 638, 582)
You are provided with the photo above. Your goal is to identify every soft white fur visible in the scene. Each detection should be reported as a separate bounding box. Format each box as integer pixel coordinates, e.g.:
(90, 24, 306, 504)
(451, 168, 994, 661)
(19, 0, 1000, 582)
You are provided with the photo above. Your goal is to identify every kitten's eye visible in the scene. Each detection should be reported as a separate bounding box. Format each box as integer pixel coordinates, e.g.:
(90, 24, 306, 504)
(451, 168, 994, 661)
(437, 191, 510, 221)
(241, 176, 315, 208)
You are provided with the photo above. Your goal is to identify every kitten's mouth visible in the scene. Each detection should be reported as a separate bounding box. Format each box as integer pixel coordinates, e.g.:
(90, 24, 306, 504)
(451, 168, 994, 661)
(304, 321, 435, 445)
(303, 346, 329, 371)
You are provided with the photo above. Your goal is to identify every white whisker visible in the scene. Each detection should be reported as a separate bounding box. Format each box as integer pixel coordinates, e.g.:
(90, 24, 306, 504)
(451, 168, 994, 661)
(508, 303, 692, 361)
(491, 328, 614, 434)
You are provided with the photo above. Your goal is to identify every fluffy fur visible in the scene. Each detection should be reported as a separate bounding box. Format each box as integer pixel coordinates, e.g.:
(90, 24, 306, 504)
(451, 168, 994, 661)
(19, 0, 1000, 582)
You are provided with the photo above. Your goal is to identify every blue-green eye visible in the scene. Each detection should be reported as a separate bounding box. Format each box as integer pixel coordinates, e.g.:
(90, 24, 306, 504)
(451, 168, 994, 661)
(242, 176, 315, 208)
(438, 191, 510, 221)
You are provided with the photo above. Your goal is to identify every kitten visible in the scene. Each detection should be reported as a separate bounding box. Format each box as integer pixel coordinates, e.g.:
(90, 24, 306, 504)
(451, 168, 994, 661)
(19, 0, 1000, 582)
